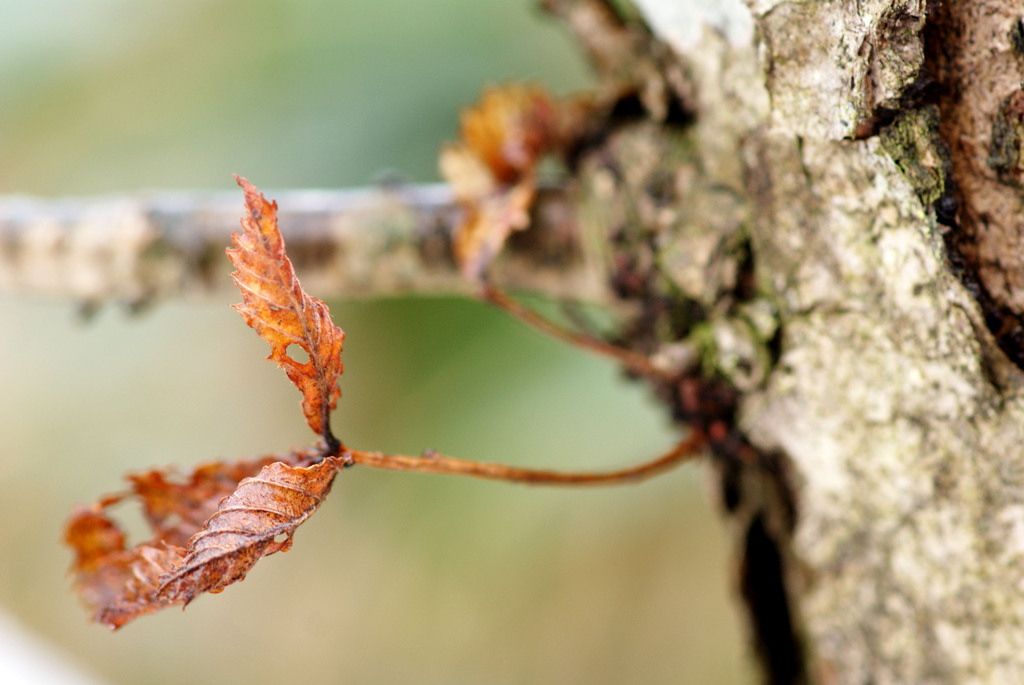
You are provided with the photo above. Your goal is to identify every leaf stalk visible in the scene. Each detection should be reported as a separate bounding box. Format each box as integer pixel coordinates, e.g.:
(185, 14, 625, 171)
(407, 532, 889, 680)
(344, 431, 704, 486)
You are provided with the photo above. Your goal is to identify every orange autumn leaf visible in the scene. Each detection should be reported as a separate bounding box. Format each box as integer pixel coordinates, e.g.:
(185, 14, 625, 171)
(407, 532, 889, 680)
(62, 158, 701, 632)
(66, 181, 353, 629)
(65, 454, 280, 626)
(64, 506, 135, 614)
(227, 176, 345, 439)
(440, 85, 558, 279)
(453, 85, 557, 184)
(127, 456, 280, 548)
(65, 451, 343, 629)
(155, 456, 344, 607)
(65, 502, 187, 629)
(444, 171, 536, 281)
(94, 543, 187, 629)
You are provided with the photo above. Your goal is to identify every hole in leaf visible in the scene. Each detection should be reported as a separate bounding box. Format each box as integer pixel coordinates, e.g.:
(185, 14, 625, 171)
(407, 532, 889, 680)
(273, 532, 289, 544)
(287, 345, 310, 364)
(105, 499, 151, 546)
(161, 513, 183, 531)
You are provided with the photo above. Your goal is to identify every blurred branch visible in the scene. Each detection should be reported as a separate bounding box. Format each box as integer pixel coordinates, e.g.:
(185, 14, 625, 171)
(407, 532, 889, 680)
(0, 182, 608, 310)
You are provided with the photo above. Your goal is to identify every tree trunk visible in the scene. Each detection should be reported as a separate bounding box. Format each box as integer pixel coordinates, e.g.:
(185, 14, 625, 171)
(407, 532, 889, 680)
(592, 0, 1024, 682)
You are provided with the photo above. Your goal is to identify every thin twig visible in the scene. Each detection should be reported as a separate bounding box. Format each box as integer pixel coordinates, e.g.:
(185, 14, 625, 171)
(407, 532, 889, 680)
(0, 183, 608, 308)
(346, 431, 703, 486)
(480, 283, 679, 382)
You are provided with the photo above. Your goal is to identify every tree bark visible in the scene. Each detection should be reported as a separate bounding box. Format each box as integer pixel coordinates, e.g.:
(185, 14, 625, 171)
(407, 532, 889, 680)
(610, 0, 1024, 683)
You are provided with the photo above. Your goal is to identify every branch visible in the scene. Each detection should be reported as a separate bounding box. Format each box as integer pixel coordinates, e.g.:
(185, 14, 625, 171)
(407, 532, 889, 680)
(479, 283, 684, 382)
(0, 183, 609, 309)
(346, 430, 703, 486)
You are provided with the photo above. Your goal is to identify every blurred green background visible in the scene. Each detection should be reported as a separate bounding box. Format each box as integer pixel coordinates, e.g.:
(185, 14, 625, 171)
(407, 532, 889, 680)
(0, 1, 754, 683)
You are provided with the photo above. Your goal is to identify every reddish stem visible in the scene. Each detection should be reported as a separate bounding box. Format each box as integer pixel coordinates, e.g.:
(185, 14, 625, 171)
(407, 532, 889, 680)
(479, 284, 678, 383)
(346, 431, 704, 486)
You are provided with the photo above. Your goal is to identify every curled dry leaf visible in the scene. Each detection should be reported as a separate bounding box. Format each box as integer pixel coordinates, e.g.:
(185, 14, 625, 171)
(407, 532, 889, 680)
(66, 181, 352, 629)
(65, 500, 189, 629)
(66, 457, 275, 625)
(156, 456, 344, 607)
(227, 176, 345, 439)
(440, 84, 560, 279)
(65, 450, 340, 629)
(64, 506, 136, 616)
(451, 85, 557, 184)
(94, 543, 187, 629)
(128, 456, 280, 548)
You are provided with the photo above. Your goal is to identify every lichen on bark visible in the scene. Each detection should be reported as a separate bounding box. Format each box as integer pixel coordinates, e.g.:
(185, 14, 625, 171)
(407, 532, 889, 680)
(614, 0, 1024, 682)
(878, 106, 952, 211)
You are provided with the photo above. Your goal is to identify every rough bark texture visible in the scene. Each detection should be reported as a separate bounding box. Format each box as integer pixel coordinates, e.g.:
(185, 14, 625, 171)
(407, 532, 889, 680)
(603, 0, 1024, 682)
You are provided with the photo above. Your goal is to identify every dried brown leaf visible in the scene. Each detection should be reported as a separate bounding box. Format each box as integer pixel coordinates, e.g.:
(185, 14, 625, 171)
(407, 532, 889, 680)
(155, 456, 344, 607)
(66, 182, 351, 629)
(64, 504, 185, 628)
(451, 85, 557, 185)
(127, 456, 279, 547)
(446, 175, 537, 278)
(64, 506, 132, 611)
(440, 85, 558, 279)
(65, 450, 335, 629)
(227, 176, 345, 439)
(94, 543, 187, 629)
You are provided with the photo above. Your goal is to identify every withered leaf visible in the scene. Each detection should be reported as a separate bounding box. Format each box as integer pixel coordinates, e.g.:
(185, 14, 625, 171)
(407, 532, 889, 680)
(440, 85, 558, 279)
(127, 456, 279, 548)
(156, 456, 344, 607)
(64, 504, 187, 629)
(227, 176, 345, 438)
(451, 85, 557, 184)
(95, 543, 187, 629)
(65, 450, 338, 629)
(66, 182, 352, 629)
(64, 506, 132, 612)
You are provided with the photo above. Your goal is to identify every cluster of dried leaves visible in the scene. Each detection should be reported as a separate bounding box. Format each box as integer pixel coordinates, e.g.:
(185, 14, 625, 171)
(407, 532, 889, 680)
(64, 85, 696, 630)
(440, 84, 585, 279)
(64, 177, 351, 628)
(64, 450, 342, 628)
